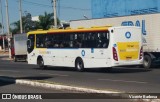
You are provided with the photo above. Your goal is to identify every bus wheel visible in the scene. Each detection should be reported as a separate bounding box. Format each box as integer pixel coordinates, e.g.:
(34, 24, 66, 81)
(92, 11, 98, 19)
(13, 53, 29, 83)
(143, 55, 152, 69)
(75, 58, 84, 72)
(38, 58, 46, 69)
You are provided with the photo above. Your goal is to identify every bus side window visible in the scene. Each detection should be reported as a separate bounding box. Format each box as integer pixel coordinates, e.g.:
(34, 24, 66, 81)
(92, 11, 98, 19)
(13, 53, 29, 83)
(36, 35, 41, 48)
(85, 33, 91, 48)
(106, 32, 110, 47)
(53, 34, 60, 48)
(78, 33, 86, 48)
(45, 35, 53, 48)
(74, 34, 82, 48)
(97, 33, 102, 48)
(96, 32, 109, 48)
(63, 33, 70, 48)
(36, 35, 40, 48)
(69, 34, 75, 48)
(91, 33, 97, 48)
(101, 32, 106, 48)
(36, 34, 46, 48)
(101, 32, 109, 48)
(69, 41, 73, 48)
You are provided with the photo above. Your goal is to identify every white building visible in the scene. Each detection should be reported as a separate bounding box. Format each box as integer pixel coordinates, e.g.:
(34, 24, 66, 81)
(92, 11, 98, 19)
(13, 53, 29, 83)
(32, 16, 39, 22)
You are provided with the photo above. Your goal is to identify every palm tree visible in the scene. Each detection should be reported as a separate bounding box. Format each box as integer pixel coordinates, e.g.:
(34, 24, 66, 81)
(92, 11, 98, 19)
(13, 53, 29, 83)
(38, 12, 60, 30)
(11, 14, 37, 34)
(11, 12, 60, 34)
(11, 20, 20, 34)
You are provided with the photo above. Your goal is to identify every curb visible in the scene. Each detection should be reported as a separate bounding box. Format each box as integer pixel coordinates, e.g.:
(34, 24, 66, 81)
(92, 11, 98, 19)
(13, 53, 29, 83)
(0, 55, 11, 61)
(0, 77, 119, 93)
(0, 58, 12, 60)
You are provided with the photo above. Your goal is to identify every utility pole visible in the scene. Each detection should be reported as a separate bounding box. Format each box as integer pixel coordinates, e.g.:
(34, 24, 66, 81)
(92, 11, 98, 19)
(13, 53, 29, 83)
(0, 0, 5, 51)
(5, 0, 11, 58)
(19, 0, 23, 33)
(52, 0, 57, 28)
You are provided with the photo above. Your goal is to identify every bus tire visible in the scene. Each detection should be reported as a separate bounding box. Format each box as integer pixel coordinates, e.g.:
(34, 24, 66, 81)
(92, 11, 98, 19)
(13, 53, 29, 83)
(75, 58, 84, 72)
(143, 55, 152, 69)
(37, 58, 46, 69)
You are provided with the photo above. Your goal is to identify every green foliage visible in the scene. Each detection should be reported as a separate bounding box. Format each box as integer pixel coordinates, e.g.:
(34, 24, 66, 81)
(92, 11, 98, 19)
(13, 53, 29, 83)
(11, 14, 36, 34)
(38, 12, 60, 30)
(11, 12, 60, 34)
(0, 23, 2, 28)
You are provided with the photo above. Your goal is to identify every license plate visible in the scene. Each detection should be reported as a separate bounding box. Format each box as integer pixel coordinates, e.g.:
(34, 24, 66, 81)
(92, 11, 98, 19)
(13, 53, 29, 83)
(126, 57, 132, 60)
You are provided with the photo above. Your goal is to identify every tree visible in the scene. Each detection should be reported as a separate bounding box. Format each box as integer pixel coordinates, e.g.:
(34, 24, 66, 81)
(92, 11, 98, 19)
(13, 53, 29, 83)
(11, 20, 21, 34)
(11, 13, 38, 34)
(38, 12, 60, 30)
(11, 12, 60, 34)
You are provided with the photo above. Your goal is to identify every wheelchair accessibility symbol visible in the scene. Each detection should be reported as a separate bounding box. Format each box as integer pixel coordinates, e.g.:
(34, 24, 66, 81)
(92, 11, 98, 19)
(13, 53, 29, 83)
(81, 50, 85, 57)
(125, 32, 131, 39)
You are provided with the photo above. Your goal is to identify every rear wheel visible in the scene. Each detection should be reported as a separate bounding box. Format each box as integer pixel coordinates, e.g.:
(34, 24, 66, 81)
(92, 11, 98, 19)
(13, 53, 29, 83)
(143, 55, 152, 69)
(75, 58, 84, 72)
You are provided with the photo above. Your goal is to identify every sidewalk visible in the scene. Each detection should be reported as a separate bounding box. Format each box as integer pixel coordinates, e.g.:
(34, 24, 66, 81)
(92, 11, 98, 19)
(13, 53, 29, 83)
(0, 50, 9, 55)
(0, 51, 11, 60)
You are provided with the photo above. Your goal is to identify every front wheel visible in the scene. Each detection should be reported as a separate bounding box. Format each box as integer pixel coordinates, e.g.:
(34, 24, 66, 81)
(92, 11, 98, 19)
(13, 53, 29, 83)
(75, 58, 84, 72)
(143, 55, 152, 69)
(37, 58, 46, 69)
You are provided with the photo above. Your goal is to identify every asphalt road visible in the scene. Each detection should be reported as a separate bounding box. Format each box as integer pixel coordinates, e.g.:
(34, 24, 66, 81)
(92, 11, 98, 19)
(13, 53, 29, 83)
(0, 81, 73, 93)
(0, 81, 132, 102)
(0, 59, 160, 93)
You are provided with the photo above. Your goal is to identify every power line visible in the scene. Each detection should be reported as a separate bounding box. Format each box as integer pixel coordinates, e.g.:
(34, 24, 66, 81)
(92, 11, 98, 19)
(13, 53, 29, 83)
(22, 0, 91, 11)
(23, 0, 51, 8)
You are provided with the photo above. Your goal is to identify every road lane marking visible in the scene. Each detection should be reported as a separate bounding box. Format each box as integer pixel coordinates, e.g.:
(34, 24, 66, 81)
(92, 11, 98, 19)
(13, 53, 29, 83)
(0, 70, 20, 73)
(98, 79, 147, 84)
(40, 73, 69, 77)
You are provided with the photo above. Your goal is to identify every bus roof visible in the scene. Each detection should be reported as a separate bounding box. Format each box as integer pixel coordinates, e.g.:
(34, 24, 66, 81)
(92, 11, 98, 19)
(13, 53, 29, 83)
(27, 26, 111, 35)
(27, 30, 48, 35)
